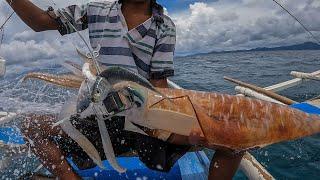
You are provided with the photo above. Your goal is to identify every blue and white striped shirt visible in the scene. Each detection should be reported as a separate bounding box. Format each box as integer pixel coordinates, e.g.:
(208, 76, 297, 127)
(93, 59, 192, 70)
(55, 0, 175, 80)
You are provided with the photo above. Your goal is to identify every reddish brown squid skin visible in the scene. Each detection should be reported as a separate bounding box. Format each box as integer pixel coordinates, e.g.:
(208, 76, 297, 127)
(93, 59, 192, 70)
(23, 73, 84, 89)
(155, 88, 320, 151)
(19, 72, 320, 151)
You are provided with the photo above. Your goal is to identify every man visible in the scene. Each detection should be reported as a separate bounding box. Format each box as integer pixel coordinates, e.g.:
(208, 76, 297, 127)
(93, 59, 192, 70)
(6, 0, 244, 179)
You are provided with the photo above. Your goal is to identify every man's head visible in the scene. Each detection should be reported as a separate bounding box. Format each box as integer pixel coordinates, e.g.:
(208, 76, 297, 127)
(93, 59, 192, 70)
(119, 0, 164, 18)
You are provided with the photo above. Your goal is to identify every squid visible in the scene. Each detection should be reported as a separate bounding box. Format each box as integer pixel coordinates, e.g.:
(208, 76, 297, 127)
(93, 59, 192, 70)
(17, 50, 320, 173)
(100, 77, 320, 151)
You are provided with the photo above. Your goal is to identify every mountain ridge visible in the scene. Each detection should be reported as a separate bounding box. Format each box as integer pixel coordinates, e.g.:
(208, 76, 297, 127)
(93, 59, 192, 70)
(191, 42, 320, 56)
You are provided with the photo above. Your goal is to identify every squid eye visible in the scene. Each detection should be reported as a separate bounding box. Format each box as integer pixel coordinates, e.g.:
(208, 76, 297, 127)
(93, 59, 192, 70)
(92, 89, 101, 102)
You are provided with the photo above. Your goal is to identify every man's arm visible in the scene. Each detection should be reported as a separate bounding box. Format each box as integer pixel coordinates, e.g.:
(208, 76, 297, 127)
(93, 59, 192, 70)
(6, 0, 58, 32)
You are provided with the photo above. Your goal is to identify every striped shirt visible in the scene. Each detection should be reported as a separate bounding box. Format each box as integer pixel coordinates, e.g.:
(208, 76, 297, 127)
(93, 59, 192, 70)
(54, 0, 176, 79)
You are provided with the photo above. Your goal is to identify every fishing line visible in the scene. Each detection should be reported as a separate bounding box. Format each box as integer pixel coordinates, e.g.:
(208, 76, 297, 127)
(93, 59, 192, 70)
(0, 12, 15, 49)
(48, 0, 124, 166)
(0, 28, 4, 49)
(47, 0, 102, 74)
(0, 0, 15, 48)
(0, 11, 14, 30)
(272, 0, 320, 44)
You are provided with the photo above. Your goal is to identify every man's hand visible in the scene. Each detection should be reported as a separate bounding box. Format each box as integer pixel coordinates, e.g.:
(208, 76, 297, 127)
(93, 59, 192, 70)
(188, 128, 206, 146)
(150, 78, 207, 146)
(6, 0, 59, 32)
(150, 78, 168, 88)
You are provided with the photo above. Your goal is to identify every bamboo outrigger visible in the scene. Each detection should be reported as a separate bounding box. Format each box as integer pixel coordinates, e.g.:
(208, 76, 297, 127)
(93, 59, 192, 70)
(291, 71, 320, 81)
(226, 69, 320, 107)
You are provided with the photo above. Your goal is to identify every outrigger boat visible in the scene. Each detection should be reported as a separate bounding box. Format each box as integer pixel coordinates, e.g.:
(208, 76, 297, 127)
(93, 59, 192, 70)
(1, 0, 320, 178)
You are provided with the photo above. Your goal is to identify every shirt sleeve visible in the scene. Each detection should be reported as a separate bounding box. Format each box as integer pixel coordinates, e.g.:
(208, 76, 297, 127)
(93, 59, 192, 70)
(54, 4, 88, 35)
(150, 28, 176, 79)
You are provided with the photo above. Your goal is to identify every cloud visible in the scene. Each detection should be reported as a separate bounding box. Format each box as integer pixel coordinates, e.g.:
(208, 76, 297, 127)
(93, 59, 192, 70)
(172, 0, 320, 55)
(1, 0, 320, 59)
(0, 26, 86, 66)
(1, 40, 58, 64)
(0, 1, 91, 67)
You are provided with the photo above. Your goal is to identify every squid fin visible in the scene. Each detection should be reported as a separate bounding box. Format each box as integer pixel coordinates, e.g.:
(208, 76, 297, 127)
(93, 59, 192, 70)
(97, 119, 126, 173)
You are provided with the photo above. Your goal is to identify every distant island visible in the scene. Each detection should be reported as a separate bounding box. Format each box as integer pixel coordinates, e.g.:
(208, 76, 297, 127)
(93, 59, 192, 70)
(201, 42, 320, 55)
(243, 42, 320, 52)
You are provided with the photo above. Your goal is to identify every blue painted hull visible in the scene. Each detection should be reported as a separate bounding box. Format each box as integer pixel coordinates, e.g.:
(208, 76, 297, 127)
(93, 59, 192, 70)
(68, 156, 182, 179)
(0, 126, 209, 179)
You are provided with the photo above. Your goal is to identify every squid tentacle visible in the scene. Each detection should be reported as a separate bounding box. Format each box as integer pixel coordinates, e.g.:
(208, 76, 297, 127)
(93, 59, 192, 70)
(60, 118, 104, 168)
(22, 72, 84, 89)
(97, 118, 126, 173)
(61, 61, 83, 77)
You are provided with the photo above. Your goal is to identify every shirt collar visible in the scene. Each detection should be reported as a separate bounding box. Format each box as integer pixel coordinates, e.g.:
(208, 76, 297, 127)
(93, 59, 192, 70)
(152, 5, 164, 24)
(116, 0, 164, 24)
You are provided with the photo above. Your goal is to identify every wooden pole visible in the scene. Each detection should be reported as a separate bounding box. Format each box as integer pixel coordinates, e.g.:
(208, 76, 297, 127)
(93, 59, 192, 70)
(224, 76, 296, 105)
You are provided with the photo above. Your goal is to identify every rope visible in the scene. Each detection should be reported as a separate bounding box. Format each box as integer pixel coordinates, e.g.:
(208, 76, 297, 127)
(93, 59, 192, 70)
(0, 28, 4, 49)
(0, 11, 14, 30)
(47, 0, 102, 74)
(0, 12, 15, 49)
(272, 0, 320, 44)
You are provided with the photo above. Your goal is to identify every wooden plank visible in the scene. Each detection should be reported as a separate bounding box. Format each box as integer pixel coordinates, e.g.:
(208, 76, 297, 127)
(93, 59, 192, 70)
(307, 99, 320, 108)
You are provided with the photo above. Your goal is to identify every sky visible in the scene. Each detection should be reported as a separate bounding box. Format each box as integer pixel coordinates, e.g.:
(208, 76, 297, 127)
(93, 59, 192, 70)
(0, 0, 320, 66)
(158, 0, 212, 13)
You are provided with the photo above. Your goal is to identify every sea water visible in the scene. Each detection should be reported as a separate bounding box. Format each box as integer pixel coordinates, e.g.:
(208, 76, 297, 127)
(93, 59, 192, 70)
(1, 50, 320, 179)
